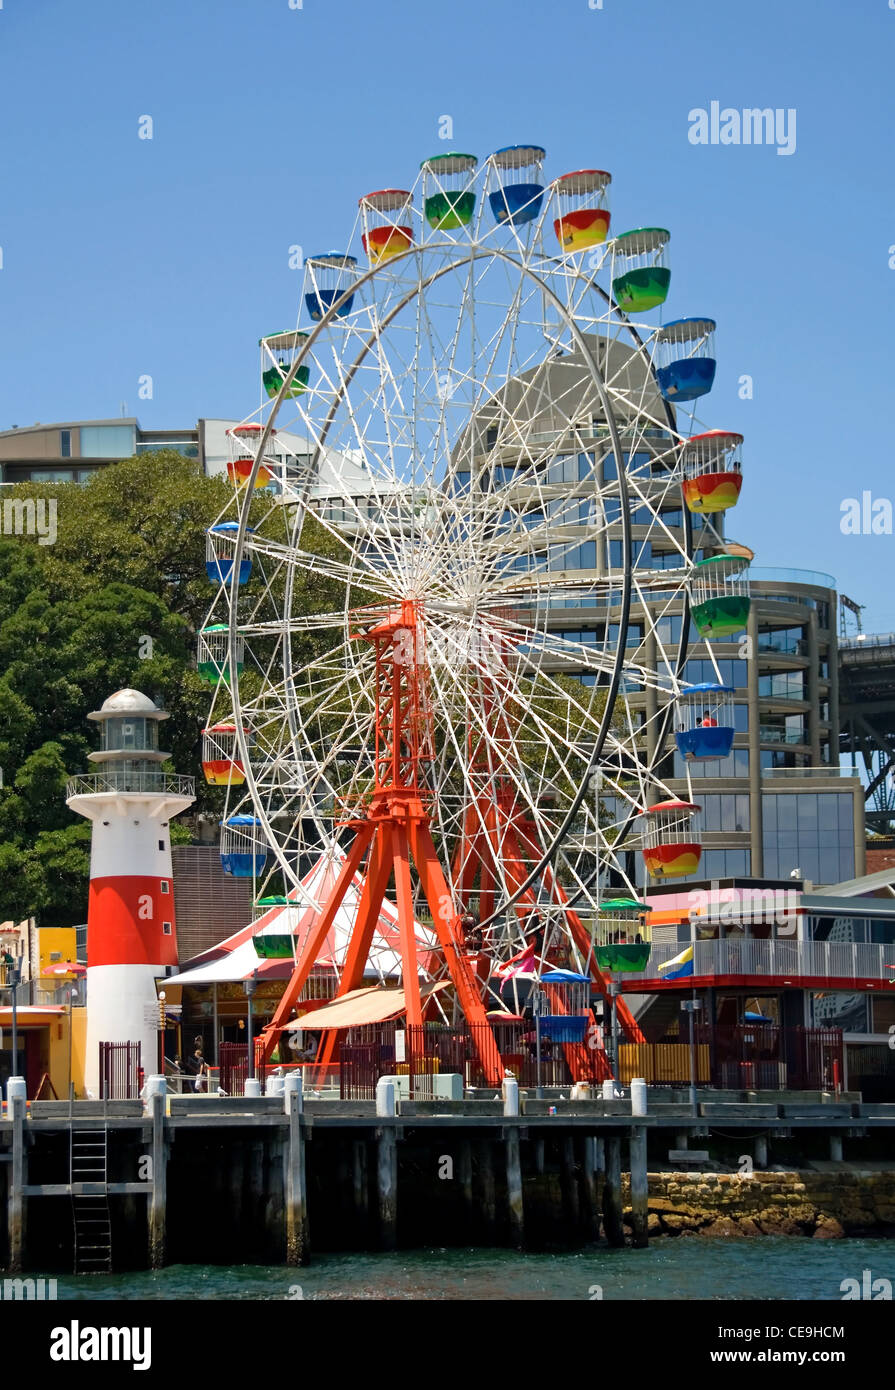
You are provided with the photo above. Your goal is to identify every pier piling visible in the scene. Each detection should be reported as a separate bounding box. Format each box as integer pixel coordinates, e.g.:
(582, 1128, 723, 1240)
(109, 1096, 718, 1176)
(148, 1089, 167, 1270)
(8, 1084, 26, 1273)
(505, 1129, 525, 1249)
(376, 1129, 398, 1250)
(458, 1139, 474, 1237)
(480, 1139, 497, 1240)
(578, 1136, 600, 1242)
(284, 1076, 309, 1266)
(602, 1135, 624, 1247)
(629, 1126, 649, 1248)
(353, 1139, 369, 1239)
(559, 1135, 579, 1235)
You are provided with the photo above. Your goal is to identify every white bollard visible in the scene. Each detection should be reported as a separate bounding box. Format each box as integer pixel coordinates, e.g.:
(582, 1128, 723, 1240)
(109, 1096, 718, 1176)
(265, 1076, 285, 1098)
(630, 1077, 648, 1117)
(244, 1078, 262, 1098)
(141, 1074, 166, 1113)
(376, 1077, 396, 1117)
(570, 1082, 591, 1101)
(602, 1078, 616, 1100)
(502, 1074, 520, 1117)
(284, 1071, 304, 1114)
(5, 1076, 26, 1104)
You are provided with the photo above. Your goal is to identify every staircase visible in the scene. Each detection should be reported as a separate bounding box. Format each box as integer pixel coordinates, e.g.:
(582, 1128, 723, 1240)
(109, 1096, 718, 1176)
(70, 1128, 113, 1274)
(628, 990, 683, 1043)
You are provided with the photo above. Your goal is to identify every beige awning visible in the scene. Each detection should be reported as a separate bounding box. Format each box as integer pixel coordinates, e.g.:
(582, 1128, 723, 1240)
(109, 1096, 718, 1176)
(285, 981, 449, 1031)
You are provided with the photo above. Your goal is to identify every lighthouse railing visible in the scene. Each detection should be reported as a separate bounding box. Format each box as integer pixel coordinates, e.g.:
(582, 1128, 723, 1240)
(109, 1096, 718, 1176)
(66, 772, 196, 798)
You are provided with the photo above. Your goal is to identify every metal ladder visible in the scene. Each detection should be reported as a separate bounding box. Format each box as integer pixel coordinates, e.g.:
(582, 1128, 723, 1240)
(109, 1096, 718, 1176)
(70, 1127, 113, 1274)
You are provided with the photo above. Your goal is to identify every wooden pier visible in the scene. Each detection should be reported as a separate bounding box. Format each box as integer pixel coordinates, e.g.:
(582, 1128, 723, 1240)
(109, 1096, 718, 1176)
(2, 1081, 893, 1273)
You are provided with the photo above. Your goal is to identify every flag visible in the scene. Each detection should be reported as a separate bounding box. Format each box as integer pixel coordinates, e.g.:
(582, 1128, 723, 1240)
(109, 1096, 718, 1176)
(496, 942, 537, 980)
(658, 944, 694, 980)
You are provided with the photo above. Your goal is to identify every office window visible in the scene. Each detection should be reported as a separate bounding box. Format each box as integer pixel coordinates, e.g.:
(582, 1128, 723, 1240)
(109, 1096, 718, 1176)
(683, 659, 748, 689)
(692, 792, 751, 832)
(809, 991, 868, 1032)
(758, 626, 806, 657)
(758, 670, 805, 699)
(60, 429, 71, 458)
(655, 614, 692, 646)
(608, 622, 643, 649)
(608, 538, 653, 569)
(79, 424, 137, 458)
(762, 792, 854, 885)
(674, 749, 749, 778)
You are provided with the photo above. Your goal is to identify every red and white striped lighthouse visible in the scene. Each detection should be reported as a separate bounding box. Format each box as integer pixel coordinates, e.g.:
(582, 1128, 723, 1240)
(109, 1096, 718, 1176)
(66, 689, 195, 1096)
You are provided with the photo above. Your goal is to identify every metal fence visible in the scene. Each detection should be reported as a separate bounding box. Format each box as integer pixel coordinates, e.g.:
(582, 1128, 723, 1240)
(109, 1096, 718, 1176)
(335, 1020, 843, 1096)
(66, 772, 195, 797)
(338, 1020, 600, 1098)
(98, 1041, 142, 1099)
(620, 938, 892, 983)
(219, 1042, 250, 1096)
(696, 1024, 842, 1091)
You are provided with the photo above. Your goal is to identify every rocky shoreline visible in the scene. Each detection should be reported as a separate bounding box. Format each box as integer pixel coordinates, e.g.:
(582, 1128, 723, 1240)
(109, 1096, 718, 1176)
(620, 1171, 895, 1238)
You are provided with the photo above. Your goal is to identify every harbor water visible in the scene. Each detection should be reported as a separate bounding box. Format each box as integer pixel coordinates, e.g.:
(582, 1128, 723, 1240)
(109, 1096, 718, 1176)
(45, 1236, 894, 1301)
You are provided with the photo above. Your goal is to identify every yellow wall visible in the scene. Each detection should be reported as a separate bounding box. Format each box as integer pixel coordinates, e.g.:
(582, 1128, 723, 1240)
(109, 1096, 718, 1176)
(618, 1042, 710, 1086)
(46, 1012, 70, 1098)
(70, 1007, 88, 1097)
(38, 1006, 86, 1099)
(37, 926, 77, 979)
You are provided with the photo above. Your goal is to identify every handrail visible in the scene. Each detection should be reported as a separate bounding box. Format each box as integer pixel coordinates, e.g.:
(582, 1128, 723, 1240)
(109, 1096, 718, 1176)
(66, 772, 195, 797)
(840, 632, 895, 652)
(623, 938, 892, 982)
(745, 567, 836, 590)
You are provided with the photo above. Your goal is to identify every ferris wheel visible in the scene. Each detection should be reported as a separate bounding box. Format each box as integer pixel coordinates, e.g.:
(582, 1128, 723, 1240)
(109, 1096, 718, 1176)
(197, 146, 749, 1068)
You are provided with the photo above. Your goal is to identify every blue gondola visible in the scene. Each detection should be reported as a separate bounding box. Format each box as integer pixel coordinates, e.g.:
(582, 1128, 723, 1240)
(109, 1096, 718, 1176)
(220, 815, 269, 878)
(487, 146, 546, 227)
(654, 317, 716, 402)
(205, 523, 254, 585)
(304, 252, 357, 322)
(675, 682, 735, 762)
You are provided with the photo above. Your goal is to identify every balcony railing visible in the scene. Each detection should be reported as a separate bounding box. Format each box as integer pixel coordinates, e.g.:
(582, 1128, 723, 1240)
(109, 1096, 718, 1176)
(839, 632, 895, 651)
(621, 938, 893, 984)
(66, 771, 195, 798)
(759, 726, 807, 745)
(746, 567, 836, 590)
(762, 766, 860, 780)
(757, 638, 807, 656)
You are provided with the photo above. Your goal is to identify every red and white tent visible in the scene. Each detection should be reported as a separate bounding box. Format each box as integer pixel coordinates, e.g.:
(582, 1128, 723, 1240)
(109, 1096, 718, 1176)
(166, 845, 438, 987)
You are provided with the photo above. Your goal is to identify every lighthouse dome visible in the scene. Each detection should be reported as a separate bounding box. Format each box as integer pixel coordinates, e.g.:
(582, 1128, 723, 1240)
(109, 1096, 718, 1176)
(88, 689, 169, 723)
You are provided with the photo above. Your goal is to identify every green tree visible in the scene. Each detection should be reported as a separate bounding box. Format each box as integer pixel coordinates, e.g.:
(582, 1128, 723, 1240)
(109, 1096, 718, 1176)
(0, 454, 348, 924)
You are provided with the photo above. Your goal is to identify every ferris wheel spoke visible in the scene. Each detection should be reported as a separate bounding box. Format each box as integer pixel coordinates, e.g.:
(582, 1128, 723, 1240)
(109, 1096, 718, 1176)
(197, 159, 732, 978)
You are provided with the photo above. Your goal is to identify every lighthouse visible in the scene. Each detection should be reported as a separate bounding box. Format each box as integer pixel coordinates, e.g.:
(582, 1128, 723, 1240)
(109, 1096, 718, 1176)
(66, 689, 195, 1096)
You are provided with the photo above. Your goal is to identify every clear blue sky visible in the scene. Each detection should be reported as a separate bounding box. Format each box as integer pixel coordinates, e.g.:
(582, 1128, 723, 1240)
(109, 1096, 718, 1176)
(1, 0, 893, 630)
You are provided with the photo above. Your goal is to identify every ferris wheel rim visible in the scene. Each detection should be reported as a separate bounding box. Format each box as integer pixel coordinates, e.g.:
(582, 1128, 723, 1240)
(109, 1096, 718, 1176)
(224, 239, 644, 925)
(208, 224, 703, 933)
